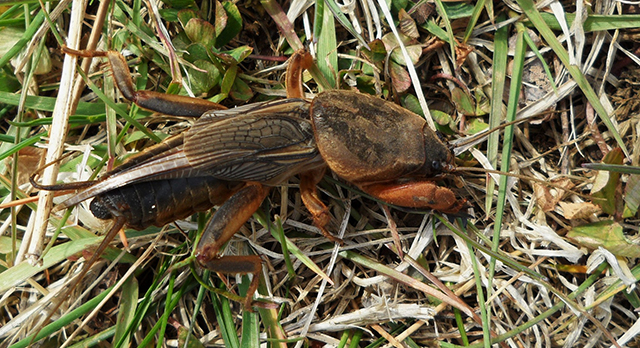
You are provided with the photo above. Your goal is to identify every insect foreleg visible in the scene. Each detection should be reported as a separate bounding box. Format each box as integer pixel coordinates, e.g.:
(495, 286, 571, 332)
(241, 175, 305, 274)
(361, 181, 467, 214)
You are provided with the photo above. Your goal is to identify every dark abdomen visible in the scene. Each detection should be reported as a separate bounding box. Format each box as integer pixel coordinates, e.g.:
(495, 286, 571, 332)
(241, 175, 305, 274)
(90, 177, 239, 230)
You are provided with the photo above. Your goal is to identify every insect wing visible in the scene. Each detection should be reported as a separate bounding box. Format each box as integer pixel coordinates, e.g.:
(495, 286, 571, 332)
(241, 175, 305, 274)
(183, 99, 323, 184)
(56, 99, 319, 210)
(55, 145, 201, 211)
(55, 115, 231, 211)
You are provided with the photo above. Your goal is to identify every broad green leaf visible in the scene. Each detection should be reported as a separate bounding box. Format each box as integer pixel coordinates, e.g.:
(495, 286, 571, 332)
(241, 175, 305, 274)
(0, 69, 20, 92)
(431, 110, 456, 135)
(431, 109, 454, 126)
(0, 27, 23, 57)
(215, 1, 243, 48)
(422, 19, 449, 42)
(185, 18, 216, 48)
(363, 39, 387, 63)
(567, 220, 640, 258)
(402, 93, 423, 116)
(188, 59, 222, 95)
(185, 42, 211, 62)
(177, 325, 206, 348)
(441, 1, 475, 19)
(224, 45, 253, 64)
(0, 10, 44, 69)
(214, 1, 228, 38)
(177, 9, 198, 29)
(474, 88, 490, 116)
(160, 0, 196, 10)
(451, 87, 476, 116)
(230, 78, 253, 101)
(219, 63, 237, 97)
(382, 32, 422, 66)
(0, 236, 20, 255)
(465, 118, 489, 134)
(125, 130, 170, 145)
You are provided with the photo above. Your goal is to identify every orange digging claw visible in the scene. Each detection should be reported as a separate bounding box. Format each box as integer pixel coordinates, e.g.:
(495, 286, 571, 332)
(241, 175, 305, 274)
(362, 181, 465, 214)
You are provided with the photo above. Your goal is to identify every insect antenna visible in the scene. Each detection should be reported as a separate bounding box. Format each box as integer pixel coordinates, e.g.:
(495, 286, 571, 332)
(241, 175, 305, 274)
(448, 111, 555, 155)
(455, 166, 592, 200)
(442, 110, 597, 213)
(29, 152, 97, 191)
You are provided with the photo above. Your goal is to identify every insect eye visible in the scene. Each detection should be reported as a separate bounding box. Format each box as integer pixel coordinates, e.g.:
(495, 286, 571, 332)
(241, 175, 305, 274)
(431, 160, 442, 172)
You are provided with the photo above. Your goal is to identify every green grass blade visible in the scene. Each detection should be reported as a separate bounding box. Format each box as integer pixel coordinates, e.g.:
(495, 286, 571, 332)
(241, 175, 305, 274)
(315, 0, 338, 88)
(582, 163, 640, 175)
(113, 276, 138, 347)
(485, 16, 508, 214)
(462, 0, 485, 43)
(239, 275, 260, 348)
(489, 22, 526, 284)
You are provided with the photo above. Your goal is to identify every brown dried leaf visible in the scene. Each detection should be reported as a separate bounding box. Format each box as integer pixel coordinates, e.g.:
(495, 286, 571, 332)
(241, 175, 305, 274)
(455, 43, 473, 68)
(398, 9, 419, 39)
(559, 201, 601, 220)
(408, 2, 435, 24)
(8, 147, 44, 186)
(533, 178, 574, 212)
